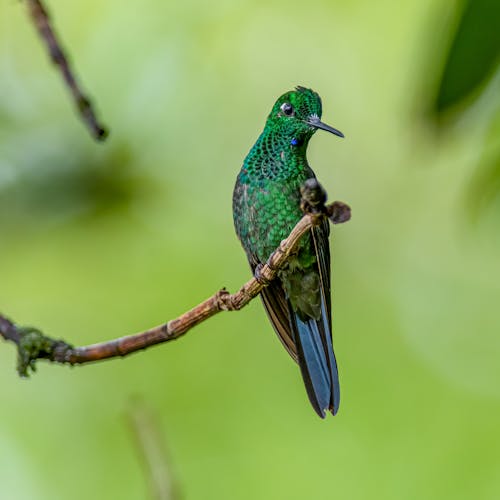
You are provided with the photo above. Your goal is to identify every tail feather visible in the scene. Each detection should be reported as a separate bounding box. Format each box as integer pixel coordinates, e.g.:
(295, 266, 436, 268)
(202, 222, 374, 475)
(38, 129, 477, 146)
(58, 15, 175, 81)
(290, 294, 340, 417)
(320, 298, 340, 414)
(294, 314, 331, 418)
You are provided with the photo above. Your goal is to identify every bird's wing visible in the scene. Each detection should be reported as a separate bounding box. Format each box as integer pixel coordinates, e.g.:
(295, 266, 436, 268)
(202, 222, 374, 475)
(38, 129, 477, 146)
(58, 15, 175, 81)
(245, 251, 298, 362)
(285, 218, 339, 417)
(252, 217, 332, 370)
(254, 216, 340, 416)
(311, 217, 332, 323)
(309, 217, 340, 415)
(260, 279, 298, 362)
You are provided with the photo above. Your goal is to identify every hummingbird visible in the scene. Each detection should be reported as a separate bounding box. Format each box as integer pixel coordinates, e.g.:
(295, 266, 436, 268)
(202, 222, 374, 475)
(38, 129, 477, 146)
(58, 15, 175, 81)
(232, 86, 344, 418)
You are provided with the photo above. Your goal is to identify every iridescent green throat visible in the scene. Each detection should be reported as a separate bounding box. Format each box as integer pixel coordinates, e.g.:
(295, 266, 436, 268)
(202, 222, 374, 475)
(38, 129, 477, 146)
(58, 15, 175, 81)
(239, 127, 313, 183)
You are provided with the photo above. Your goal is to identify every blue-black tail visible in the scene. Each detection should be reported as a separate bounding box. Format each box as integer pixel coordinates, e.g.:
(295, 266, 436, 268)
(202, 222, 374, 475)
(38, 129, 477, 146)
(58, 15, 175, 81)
(290, 295, 340, 418)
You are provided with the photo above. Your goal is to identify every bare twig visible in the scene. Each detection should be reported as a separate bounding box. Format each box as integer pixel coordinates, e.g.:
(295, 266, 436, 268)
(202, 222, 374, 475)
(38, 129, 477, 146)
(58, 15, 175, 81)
(0, 181, 351, 376)
(26, 0, 108, 140)
(127, 400, 180, 500)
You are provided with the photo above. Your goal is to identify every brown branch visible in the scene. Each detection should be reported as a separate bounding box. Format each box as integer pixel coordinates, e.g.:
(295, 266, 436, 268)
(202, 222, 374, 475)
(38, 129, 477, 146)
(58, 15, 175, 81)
(0, 180, 350, 376)
(26, 0, 108, 141)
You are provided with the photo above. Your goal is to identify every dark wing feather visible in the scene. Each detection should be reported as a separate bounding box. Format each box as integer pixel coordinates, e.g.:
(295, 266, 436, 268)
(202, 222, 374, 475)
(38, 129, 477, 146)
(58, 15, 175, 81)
(260, 280, 298, 362)
(310, 218, 340, 414)
(311, 218, 331, 322)
(257, 218, 340, 416)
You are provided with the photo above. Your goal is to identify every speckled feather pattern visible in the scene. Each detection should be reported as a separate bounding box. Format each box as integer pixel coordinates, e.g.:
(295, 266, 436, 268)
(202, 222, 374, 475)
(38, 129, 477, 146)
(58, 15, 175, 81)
(233, 87, 322, 268)
(233, 142, 314, 265)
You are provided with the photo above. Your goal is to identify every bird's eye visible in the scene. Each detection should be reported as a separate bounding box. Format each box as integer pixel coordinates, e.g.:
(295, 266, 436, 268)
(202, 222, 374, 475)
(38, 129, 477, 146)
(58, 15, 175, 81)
(280, 102, 294, 116)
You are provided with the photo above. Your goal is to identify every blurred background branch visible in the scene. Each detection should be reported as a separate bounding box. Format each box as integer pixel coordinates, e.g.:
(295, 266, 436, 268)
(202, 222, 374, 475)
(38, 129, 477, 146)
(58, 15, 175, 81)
(26, 0, 107, 140)
(127, 399, 181, 500)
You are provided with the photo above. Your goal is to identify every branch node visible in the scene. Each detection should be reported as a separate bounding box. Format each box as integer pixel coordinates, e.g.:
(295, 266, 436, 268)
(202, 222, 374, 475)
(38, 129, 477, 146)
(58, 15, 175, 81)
(267, 243, 287, 272)
(215, 288, 234, 311)
(254, 263, 272, 286)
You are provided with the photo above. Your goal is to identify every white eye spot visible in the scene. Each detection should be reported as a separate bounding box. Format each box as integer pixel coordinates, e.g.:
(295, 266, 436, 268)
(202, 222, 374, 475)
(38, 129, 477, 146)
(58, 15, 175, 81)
(280, 102, 294, 116)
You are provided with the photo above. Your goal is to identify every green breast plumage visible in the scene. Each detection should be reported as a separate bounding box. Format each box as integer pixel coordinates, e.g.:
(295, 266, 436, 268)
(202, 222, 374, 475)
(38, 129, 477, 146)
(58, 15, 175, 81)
(233, 131, 315, 266)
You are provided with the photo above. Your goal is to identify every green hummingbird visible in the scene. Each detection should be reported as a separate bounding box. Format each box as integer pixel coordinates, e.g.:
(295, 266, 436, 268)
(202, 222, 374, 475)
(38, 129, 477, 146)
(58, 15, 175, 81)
(233, 86, 344, 418)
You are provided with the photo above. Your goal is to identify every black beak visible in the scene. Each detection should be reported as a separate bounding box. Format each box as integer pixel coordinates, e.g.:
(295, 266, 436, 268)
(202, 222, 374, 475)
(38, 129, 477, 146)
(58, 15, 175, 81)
(306, 115, 344, 138)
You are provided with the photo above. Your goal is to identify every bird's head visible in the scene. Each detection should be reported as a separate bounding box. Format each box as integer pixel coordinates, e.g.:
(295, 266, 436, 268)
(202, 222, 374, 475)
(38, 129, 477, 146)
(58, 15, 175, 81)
(266, 86, 344, 147)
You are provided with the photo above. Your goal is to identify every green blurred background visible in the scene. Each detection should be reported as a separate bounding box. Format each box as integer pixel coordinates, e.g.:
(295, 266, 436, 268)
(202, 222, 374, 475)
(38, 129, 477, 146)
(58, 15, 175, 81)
(1, 0, 499, 498)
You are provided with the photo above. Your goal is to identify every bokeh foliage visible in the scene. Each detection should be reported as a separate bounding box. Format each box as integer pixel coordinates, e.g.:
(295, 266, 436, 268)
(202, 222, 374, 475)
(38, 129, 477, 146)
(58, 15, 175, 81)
(433, 0, 500, 113)
(1, 1, 499, 499)
(428, 0, 500, 221)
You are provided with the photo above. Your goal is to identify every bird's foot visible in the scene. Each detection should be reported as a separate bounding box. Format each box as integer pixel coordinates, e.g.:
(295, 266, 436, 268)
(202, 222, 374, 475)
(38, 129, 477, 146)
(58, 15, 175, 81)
(300, 178, 351, 224)
(300, 178, 327, 214)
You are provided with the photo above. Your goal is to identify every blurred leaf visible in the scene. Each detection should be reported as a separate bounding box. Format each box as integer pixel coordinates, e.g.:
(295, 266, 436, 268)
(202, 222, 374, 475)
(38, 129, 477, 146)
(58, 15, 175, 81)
(467, 111, 500, 221)
(0, 144, 156, 227)
(435, 0, 500, 114)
